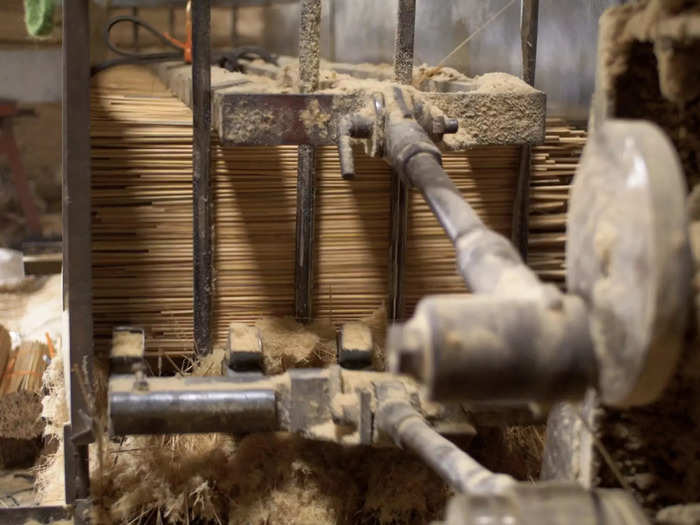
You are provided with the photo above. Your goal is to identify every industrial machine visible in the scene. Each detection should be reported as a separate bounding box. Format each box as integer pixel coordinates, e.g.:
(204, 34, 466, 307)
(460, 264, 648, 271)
(4, 0, 696, 523)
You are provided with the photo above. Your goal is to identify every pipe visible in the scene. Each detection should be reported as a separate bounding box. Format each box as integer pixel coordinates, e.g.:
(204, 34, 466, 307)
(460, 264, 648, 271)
(404, 152, 546, 299)
(376, 393, 515, 494)
(110, 380, 278, 435)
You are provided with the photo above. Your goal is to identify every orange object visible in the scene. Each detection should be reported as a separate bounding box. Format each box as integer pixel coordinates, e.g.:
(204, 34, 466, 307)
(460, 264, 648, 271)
(163, 0, 192, 63)
(45, 332, 56, 359)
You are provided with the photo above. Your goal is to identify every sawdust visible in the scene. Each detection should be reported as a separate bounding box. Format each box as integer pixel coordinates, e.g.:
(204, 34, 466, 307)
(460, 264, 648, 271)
(255, 316, 337, 374)
(90, 431, 449, 525)
(34, 352, 68, 505)
(111, 331, 144, 358)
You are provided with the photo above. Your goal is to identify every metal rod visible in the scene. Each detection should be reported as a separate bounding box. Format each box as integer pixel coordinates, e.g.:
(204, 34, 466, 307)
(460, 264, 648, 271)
(393, 0, 416, 85)
(192, 0, 212, 354)
(295, 145, 316, 321)
(0, 506, 72, 524)
(376, 388, 515, 494)
(131, 7, 140, 49)
(511, 0, 540, 259)
(231, 6, 238, 46)
(168, 6, 176, 37)
(62, 0, 93, 504)
(110, 384, 278, 435)
(405, 152, 543, 295)
(388, 0, 415, 321)
(295, 0, 322, 322)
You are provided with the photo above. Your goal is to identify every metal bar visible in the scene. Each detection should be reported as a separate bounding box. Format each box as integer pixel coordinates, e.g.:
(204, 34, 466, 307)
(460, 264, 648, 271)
(110, 386, 278, 435)
(168, 6, 176, 37)
(512, 0, 540, 260)
(388, 0, 415, 320)
(0, 506, 72, 523)
(131, 7, 140, 49)
(295, 0, 321, 322)
(295, 145, 316, 321)
(393, 0, 416, 85)
(62, 0, 93, 503)
(231, 6, 238, 46)
(376, 384, 515, 494)
(298, 0, 321, 93)
(192, 0, 212, 354)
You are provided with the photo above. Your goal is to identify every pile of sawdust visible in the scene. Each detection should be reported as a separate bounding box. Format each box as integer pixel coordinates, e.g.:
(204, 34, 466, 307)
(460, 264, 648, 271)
(469, 425, 546, 482)
(254, 317, 337, 375)
(90, 432, 449, 524)
(35, 352, 68, 505)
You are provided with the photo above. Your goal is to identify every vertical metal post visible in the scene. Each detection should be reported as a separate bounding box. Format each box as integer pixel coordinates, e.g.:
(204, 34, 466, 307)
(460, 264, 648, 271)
(131, 7, 139, 50)
(192, 0, 212, 354)
(62, 0, 93, 506)
(295, 0, 321, 322)
(511, 0, 539, 260)
(389, 0, 415, 321)
(231, 6, 238, 46)
(169, 6, 176, 38)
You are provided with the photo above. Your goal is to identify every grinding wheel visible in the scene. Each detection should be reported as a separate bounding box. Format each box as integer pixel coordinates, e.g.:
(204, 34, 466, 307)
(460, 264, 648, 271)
(567, 119, 692, 407)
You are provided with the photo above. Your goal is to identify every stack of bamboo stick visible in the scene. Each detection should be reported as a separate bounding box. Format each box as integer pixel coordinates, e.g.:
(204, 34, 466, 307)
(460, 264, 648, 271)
(0, 341, 49, 442)
(90, 66, 585, 354)
(529, 119, 587, 283)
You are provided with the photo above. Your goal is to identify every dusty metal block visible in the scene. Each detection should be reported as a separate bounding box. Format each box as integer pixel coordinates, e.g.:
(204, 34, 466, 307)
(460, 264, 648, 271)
(226, 322, 263, 372)
(214, 92, 365, 146)
(109, 326, 145, 374)
(338, 321, 373, 369)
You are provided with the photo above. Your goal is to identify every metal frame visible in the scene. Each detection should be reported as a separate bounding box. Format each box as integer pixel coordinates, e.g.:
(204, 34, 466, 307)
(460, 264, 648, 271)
(0, 1, 544, 521)
(512, 0, 540, 259)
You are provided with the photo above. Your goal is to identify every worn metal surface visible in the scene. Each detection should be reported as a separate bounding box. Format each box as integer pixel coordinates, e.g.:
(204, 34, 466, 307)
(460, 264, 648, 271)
(512, 0, 540, 259)
(294, 0, 322, 322)
(226, 323, 263, 372)
(156, 60, 546, 148)
(294, 144, 316, 322)
(390, 294, 594, 403)
(110, 377, 278, 435)
(441, 484, 650, 525)
(192, 0, 212, 355)
(541, 390, 598, 487)
(567, 120, 692, 406)
(387, 0, 415, 321)
(337, 322, 373, 369)
(62, 0, 93, 504)
(0, 506, 72, 523)
(376, 381, 506, 494)
(216, 93, 362, 145)
(109, 365, 475, 446)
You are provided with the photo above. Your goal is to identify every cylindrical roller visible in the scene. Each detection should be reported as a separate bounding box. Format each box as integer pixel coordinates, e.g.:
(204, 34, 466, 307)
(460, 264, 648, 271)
(110, 379, 278, 435)
(388, 294, 596, 403)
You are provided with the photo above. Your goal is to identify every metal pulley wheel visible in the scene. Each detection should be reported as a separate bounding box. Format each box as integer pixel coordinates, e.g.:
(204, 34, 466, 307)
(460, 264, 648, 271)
(567, 119, 692, 406)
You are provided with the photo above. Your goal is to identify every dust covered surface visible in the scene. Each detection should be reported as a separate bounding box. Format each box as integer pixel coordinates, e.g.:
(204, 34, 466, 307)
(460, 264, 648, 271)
(468, 425, 545, 482)
(594, 0, 700, 513)
(600, 0, 700, 187)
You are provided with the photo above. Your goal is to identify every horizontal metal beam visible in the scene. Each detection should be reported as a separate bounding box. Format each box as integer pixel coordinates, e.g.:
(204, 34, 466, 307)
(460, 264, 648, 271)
(110, 378, 278, 435)
(0, 506, 72, 523)
(95, 0, 298, 6)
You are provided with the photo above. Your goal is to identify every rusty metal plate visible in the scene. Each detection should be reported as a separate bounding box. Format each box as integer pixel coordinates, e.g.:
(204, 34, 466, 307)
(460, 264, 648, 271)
(215, 93, 365, 146)
(567, 119, 692, 407)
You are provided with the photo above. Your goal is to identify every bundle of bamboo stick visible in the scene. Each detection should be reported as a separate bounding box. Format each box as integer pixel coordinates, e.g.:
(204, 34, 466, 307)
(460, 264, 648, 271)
(529, 119, 587, 283)
(0, 341, 49, 441)
(90, 66, 585, 354)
